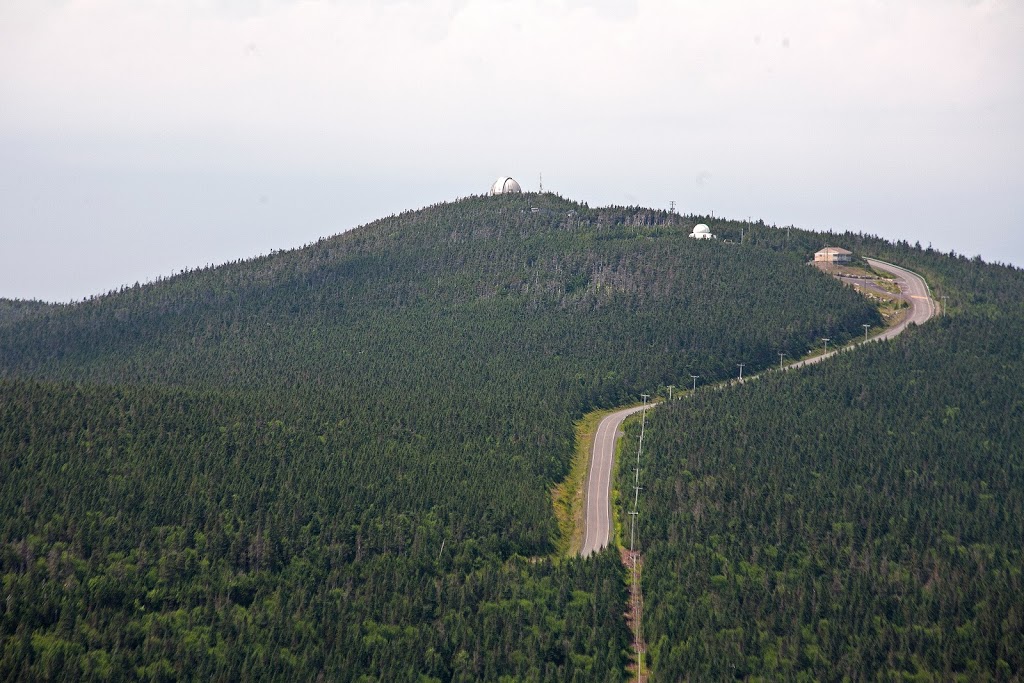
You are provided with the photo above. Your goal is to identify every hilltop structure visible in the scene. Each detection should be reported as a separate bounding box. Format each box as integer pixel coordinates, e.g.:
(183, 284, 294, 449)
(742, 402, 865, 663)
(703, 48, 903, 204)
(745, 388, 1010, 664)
(690, 223, 716, 240)
(489, 177, 522, 195)
(815, 247, 853, 264)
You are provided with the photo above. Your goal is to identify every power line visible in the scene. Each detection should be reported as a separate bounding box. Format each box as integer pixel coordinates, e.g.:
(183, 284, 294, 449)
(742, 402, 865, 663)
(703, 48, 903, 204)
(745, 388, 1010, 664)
(636, 394, 649, 467)
(633, 480, 643, 510)
(622, 395, 647, 679)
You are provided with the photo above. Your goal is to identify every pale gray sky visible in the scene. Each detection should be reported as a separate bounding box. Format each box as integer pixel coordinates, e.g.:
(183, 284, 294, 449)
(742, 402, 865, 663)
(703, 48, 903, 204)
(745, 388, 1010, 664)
(2, 0, 1022, 301)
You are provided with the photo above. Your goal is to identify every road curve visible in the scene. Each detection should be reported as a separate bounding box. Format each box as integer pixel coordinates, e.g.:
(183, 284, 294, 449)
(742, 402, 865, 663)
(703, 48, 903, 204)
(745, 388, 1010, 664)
(788, 258, 937, 369)
(580, 403, 653, 557)
(579, 259, 936, 556)
(864, 258, 938, 338)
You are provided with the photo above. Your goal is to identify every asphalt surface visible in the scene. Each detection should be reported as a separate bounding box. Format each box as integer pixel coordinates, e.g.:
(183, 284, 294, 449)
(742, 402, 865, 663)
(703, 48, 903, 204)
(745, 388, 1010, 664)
(580, 403, 652, 557)
(836, 276, 893, 298)
(864, 258, 938, 338)
(578, 258, 936, 556)
(789, 258, 936, 369)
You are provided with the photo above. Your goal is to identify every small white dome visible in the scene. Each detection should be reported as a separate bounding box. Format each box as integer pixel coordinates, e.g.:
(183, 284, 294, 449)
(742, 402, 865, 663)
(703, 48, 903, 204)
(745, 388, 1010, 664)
(689, 223, 716, 240)
(489, 177, 522, 195)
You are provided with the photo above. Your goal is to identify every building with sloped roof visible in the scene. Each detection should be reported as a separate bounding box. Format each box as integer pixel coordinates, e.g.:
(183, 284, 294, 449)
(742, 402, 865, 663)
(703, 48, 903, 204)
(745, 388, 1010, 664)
(815, 247, 852, 264)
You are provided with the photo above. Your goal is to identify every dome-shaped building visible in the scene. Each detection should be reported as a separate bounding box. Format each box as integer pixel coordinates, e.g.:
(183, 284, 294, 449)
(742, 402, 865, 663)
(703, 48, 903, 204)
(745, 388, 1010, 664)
(690, 223, 716, 240)
(489, 177, 522, 195)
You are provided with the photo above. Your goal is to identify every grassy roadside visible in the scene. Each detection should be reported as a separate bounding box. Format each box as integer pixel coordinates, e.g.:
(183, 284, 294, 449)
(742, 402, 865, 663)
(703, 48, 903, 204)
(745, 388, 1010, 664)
(570, 261, 931, 682)
(550, 405, 650, 678)
(553, 259, 924, 559)
(551, 407, 618, 557)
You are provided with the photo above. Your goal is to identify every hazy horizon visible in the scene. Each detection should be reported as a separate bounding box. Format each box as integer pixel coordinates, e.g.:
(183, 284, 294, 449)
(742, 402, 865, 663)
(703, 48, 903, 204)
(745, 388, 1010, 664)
(3, 0, 1022, 302)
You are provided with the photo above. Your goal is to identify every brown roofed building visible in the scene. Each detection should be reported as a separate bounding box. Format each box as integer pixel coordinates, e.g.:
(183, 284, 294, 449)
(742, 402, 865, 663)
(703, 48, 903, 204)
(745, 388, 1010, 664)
(814, 247, 853, 264)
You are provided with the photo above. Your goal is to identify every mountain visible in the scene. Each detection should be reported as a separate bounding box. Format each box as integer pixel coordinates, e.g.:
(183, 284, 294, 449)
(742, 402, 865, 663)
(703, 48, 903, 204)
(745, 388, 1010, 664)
(4, 191, 1010, 680)
(616, 243, 1024, 680)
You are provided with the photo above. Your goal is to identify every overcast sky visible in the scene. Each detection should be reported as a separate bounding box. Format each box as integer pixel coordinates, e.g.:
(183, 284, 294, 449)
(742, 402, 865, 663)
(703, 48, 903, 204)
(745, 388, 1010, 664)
(2, 0, 1022, 302)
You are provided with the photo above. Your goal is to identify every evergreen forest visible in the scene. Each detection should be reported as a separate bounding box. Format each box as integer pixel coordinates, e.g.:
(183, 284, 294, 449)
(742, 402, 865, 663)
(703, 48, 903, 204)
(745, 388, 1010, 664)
(617, 239, 1024, 681)
(2, 191, 1019, 680)
(0, 194, 874, 680)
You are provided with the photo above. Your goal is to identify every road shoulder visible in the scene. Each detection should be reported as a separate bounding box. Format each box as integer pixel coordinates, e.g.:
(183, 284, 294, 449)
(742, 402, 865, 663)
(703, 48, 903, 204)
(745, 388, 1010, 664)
(551, 407, 618, 557)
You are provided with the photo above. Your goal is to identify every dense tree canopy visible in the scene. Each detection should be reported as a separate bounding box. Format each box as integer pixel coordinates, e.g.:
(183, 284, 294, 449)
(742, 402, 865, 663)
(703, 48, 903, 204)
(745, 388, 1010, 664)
(0, 194, 879, 680)
(620, 245, 1024, 681)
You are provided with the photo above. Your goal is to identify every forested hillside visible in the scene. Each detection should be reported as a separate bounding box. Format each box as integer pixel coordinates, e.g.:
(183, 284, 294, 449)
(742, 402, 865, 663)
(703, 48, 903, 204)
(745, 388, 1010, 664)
(620, 240, 1024, 680)
(0, 379, 629, 679)
(0, 194, 877, 680)
(0, 299, 52, 326)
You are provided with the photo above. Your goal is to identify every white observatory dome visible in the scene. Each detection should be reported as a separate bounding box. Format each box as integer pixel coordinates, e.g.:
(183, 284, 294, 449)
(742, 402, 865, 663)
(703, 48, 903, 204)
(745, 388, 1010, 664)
(489, 177, 522, 195)
(690, 223, 716, 240)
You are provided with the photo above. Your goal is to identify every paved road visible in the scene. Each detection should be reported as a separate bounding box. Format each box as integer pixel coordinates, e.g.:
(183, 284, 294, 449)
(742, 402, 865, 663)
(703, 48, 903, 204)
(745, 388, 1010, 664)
(579, 258, 936, 556)
(789, 258, 936, 369)
(580, 403, 653, 557)
(864, 258, 938, 338)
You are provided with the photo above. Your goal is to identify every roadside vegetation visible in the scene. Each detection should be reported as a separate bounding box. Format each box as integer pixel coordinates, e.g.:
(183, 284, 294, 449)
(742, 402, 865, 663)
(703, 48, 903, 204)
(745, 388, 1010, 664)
(552, 407, 619, 557)
(0, 195, 875, 680)
(617, 243, 1024, 681)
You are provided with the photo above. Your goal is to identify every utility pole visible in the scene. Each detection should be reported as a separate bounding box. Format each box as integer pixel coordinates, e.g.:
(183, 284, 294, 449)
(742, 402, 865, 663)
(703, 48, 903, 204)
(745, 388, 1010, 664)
(669, 200, 676, 213)
(539, 172, 543, 193)
(863, 324, 870, 342)
(942, 295, 948, 316)
(633, 483, 644, 513)
(778, 352, 786, 370)
(630, 396, 650, 680)
(666, 385, 675, 401)
(690, 374, 699, 391)
(737, 363, 745, 380)
(821, 337, 831, 355)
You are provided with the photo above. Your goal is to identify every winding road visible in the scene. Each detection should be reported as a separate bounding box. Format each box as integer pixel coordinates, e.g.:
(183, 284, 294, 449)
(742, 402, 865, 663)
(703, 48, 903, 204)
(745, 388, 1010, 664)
(865, 258, 938, 337)
(579, 258, 937, 557)
(789, 258, 937, 369)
